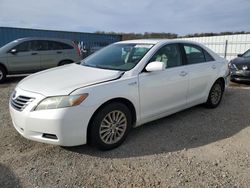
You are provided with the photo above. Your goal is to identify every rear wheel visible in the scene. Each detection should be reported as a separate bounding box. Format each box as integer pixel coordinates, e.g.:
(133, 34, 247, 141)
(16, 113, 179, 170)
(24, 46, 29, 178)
(0, 66, 6, 83)
(205, 80, 224, 108)
(89, 102, 132, 150)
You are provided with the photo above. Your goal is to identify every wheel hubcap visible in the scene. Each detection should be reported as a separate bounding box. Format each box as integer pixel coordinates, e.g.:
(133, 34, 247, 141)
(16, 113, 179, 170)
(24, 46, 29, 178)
(211, 84, 222, 105)
(99, 110, 127, 144)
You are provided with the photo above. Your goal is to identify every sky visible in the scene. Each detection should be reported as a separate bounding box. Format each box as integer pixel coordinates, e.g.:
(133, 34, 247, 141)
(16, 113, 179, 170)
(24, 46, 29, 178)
(0, 0, 250, 35)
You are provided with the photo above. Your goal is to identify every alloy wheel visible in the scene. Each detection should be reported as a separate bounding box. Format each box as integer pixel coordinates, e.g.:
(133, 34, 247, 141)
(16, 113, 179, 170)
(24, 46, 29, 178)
(210, 83, 222, 105)
(99, 110, 127, 144)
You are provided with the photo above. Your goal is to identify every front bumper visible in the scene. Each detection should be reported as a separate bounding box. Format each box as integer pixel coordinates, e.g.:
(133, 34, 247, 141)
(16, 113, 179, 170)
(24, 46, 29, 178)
(9, 87, 93, 146)
(230, 70, 250, 82)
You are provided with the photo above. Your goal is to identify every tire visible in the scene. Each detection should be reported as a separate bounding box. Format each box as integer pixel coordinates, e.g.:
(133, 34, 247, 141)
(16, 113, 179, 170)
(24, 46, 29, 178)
(0, 66, 6, 84)
(58, 60, 73, 66)
(89, 102, 132, 150)
(205, 80, 224, 108)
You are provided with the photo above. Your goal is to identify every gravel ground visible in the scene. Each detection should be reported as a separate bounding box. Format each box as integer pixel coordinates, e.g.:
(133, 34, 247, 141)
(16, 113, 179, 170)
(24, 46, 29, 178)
(0, 77, 250, 188)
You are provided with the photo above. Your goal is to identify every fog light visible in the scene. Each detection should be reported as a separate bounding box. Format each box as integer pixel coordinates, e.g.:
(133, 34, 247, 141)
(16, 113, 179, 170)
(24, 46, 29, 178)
(42, 133, 58, 140)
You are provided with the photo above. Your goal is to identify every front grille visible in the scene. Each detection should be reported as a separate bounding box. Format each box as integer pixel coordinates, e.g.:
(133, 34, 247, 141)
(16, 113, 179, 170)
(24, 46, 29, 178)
(11, 95, 35, 111)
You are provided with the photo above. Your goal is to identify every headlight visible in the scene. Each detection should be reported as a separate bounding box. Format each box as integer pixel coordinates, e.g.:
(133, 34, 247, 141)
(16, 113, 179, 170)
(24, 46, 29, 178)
(228, 62, 238, 70)
(35, 94, 88, 111)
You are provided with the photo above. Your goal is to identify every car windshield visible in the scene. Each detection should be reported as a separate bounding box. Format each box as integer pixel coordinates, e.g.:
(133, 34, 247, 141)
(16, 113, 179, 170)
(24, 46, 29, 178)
(81, 43, 154, 71)
(242, 49, 250, 58)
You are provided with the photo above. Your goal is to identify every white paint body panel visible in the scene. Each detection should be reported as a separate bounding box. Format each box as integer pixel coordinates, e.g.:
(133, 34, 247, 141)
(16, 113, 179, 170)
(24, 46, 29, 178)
(9, 39, 229, 146)
(17, 64, 122, 96)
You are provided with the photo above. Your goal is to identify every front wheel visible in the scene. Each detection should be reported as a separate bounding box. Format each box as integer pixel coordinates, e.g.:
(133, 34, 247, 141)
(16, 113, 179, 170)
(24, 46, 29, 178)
(89, 102, 132, 150)
(205, 80, 224, 108)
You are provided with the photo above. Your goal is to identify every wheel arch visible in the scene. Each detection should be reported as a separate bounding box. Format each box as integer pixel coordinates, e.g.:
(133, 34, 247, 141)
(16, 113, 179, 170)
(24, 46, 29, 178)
(58, 59, 74, 66)
(215, 77, 225, 92)
(87, 97, 137, 143)
(0, 63, 8, 74)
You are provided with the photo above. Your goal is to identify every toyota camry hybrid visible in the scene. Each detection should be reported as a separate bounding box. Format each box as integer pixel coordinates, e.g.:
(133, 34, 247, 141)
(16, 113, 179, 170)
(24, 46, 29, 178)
(9, 39, 229, 150)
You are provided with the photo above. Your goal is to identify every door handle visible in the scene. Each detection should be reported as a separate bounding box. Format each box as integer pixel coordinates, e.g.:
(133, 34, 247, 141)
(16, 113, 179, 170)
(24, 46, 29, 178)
(179, 71, 188, 77)
(212, 65, 217, 69)
(57, 51, 62, 54)
(31, 52, 38, 55)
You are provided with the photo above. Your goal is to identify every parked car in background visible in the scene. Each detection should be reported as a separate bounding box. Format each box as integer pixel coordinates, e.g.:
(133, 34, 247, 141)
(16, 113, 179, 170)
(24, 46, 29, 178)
(9, 39, 228, 150)
(229, 49, 250, 82)
(0, 37, 82, 83)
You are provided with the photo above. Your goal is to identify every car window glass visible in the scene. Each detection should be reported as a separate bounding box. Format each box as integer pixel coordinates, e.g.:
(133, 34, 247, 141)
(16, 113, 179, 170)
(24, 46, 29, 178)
(184, 44, 206, 64)
(15, 41, 30, 52)
(149, 44, 182, 68)
(30, 41, 39, 51)
(61, 42, 73, 49)
(36, 40, 49, 51)
(48, 41, 73, 50)
(82, 43, 153, 71)
(49, 41, 62, 50)
(124, 45, 151, 64)
(203, 50, 215, 62)
(243, 50, 250, 58)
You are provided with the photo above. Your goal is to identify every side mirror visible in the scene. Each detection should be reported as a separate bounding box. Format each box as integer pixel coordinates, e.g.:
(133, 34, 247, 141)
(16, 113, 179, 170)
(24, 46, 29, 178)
(9, 49, 18, 54)
(237, 54, 243, 57)
(145, 61, 165, 72)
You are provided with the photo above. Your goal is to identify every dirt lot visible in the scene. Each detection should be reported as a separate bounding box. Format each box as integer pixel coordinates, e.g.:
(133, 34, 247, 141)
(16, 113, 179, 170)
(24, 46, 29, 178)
(0, 77, 250, 188)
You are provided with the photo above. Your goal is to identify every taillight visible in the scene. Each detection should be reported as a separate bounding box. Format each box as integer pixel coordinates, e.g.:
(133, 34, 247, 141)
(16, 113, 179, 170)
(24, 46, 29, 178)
(76, 46, 81, 57)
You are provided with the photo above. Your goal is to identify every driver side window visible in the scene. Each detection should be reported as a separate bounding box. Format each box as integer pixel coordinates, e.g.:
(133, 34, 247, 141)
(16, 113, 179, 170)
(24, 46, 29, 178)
(150, 44, 182, 68)
(14, 41, 31, 52)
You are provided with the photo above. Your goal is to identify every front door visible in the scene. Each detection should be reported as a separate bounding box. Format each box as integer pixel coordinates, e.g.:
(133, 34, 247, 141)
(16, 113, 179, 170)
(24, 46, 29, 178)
(7, 40, 41, 73)
(138, 43, 189, 122)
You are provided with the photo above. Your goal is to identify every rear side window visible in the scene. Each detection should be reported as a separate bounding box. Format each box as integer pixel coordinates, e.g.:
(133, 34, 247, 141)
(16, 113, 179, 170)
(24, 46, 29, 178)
(61, 42, 74, 49)
(49, 41, 73, 50)
(184, 44, 206, 64)
(36, 40, 49, 51)
(29, 41, 38, 51)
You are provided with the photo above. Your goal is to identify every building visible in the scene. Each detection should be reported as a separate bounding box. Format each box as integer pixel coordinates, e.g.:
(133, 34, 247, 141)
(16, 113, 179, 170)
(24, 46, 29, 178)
(0, 27, 122, 56)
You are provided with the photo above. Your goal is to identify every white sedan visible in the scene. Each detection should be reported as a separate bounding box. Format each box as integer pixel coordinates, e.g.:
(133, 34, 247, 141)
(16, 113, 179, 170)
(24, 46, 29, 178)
(9, 39, 229, 150)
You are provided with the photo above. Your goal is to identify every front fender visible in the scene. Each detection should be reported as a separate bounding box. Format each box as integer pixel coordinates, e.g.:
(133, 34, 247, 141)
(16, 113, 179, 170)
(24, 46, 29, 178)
(71, 76, 140, 125)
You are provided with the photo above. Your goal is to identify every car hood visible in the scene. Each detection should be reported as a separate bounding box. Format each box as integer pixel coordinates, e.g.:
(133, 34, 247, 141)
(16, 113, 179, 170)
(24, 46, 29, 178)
(231, 57, 250, 65)
(18, 64, 123, 96)
(0, 46, 6, 54)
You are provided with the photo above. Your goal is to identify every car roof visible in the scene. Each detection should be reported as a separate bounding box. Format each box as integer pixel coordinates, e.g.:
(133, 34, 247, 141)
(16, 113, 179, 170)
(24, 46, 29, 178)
(116, 39, 202, 46)
(116, 39, 222, 61)
(13, 37, 74, 43)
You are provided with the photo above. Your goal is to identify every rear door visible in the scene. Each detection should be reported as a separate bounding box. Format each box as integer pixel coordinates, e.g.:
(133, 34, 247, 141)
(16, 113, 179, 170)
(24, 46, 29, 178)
(181, 43, 218, 105)
(59, 41, 79, 62)
(39, 41, 64, 70)
(39, 41, 77, 70)
(7, 40, 41, 73)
